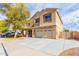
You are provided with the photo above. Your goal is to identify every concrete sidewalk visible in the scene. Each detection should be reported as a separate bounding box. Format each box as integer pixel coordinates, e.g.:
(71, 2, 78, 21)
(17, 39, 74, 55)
(2, 38, 79, 56)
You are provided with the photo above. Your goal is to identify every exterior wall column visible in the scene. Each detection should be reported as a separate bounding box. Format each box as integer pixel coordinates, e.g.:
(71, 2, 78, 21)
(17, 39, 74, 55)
(32, 29, 35, 38)
(26, 30, 28, 37)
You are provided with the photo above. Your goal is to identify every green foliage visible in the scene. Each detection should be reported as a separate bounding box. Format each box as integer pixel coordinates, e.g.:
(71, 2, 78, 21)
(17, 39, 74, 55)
(64, 29, 70, 32)
(0, 20, 8, 33)
(1, 3, 30, 31)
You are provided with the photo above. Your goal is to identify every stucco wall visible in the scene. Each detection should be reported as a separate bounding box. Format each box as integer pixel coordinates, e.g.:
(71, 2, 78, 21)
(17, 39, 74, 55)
(55, 11, 63, 39)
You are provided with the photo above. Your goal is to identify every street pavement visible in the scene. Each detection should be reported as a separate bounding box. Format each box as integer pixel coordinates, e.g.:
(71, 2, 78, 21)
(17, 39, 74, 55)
(0, 38, 79, 56)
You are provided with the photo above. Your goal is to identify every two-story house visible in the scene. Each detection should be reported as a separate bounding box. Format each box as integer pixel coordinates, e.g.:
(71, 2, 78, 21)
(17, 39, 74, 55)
(24, 8, 63, 39)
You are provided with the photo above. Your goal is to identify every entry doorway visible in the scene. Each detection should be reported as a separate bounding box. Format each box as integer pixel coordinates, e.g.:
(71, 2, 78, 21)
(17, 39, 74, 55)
(28, 30, 32, 37)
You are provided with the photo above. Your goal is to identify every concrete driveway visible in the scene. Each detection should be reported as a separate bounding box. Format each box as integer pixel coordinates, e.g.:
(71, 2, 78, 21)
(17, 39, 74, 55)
(0, 43, 6, 56)
(0, 38, 79, 56)
(0, 38, 6, 56)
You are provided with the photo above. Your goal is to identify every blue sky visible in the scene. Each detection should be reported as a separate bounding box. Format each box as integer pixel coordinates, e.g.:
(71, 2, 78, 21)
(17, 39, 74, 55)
(1, 3, 79, 31)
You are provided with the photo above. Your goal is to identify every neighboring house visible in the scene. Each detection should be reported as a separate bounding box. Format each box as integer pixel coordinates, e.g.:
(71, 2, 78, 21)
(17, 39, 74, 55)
(24, 8, 63, 39)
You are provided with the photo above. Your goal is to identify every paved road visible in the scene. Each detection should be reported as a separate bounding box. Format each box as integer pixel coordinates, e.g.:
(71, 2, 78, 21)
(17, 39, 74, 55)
(0, 38, 79, 56)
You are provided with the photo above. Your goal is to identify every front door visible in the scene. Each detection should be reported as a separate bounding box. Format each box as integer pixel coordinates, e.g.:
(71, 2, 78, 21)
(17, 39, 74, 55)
(28, 30, 32, 37)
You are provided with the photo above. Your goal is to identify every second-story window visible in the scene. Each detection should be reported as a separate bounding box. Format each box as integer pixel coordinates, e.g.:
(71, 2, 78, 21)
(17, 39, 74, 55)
(35, 18, 40, 26)
(43, 13, 52, 22)
(35, 18, 40, 23)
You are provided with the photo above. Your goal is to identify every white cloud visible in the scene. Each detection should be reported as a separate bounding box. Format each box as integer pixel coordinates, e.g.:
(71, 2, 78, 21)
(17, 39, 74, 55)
(62, 10, 79, 24)
(29, 3, 71, 16)
(62, 10, 79, 31)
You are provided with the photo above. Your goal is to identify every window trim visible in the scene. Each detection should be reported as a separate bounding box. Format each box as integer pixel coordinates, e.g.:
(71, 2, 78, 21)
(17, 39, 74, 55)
(43, 13, 52, 22)
(34, 18, 40, 26)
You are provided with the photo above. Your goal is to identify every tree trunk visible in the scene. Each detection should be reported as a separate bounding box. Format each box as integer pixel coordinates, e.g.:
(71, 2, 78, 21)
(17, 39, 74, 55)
(14, 30, 17, 38)
(14, 29, 21, 38)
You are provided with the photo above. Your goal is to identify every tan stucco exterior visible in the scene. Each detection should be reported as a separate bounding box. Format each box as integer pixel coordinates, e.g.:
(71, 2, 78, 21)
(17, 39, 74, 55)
(55, 11, 63, 39)
(24, 8, 63, 39)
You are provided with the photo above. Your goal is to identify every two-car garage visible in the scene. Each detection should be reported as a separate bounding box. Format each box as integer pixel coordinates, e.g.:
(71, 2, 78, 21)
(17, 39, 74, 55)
(34, 27, 56, 39)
